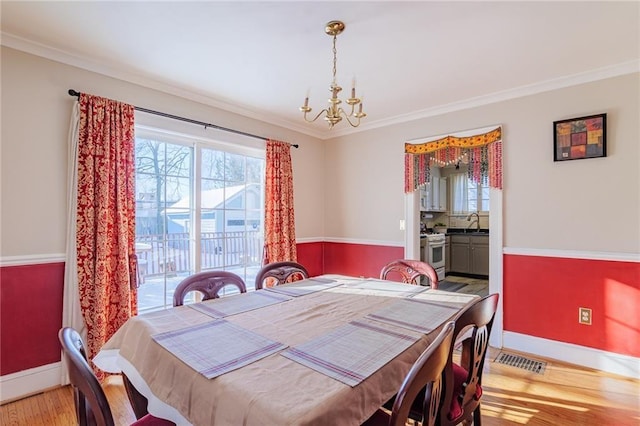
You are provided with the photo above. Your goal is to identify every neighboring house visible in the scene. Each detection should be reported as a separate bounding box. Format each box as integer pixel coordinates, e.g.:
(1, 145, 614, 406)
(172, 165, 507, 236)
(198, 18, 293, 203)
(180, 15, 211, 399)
(161, 183, 262, 235)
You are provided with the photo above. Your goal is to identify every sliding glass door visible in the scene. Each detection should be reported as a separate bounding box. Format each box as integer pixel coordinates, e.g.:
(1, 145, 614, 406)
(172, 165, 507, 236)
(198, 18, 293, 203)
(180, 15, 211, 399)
(135, 133, 264, 312)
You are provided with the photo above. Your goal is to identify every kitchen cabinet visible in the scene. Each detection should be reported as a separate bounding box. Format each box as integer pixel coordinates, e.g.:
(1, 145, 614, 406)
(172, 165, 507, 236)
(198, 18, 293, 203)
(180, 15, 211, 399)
(470, 235, 489, 275)
(450, 234, 489, 276)
(451, 235, 471, 273)
(438, 177, 447, 211)
(419, 175, 447, 212)
(419, 185, 429, 211)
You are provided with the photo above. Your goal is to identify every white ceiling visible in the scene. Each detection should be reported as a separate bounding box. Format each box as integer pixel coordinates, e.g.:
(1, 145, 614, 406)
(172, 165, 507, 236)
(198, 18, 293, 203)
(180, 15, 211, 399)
(2, 1, 638, 139)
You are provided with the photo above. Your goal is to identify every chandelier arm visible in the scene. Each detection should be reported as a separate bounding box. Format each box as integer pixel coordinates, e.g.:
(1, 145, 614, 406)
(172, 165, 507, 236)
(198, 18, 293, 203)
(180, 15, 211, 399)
(303, 108, 330, 124)
(340, 109, 361, 128)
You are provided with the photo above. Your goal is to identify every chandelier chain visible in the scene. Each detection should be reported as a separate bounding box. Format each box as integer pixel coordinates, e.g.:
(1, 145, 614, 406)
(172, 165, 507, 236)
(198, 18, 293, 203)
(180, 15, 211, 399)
(332, 35, 337, 85)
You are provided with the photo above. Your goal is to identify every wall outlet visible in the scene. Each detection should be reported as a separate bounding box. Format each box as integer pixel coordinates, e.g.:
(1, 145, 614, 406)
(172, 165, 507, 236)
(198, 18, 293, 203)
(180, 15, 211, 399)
(579, 307, 592, 325)
(399, 219, 405, 231)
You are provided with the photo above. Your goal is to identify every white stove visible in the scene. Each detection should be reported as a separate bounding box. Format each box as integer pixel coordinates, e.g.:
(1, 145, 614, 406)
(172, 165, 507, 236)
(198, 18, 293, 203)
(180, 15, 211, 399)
(420, 233, 446, 281)
(422, 233, 446, 243)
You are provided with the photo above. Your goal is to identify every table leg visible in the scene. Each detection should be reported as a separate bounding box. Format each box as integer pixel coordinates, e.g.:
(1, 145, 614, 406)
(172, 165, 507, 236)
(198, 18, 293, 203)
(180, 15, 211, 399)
(122, 373, 149, 420)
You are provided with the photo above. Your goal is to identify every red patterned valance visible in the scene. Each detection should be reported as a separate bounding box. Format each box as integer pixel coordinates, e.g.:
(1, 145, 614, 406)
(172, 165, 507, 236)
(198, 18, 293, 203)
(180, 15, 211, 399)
(404, 126, 502, 193)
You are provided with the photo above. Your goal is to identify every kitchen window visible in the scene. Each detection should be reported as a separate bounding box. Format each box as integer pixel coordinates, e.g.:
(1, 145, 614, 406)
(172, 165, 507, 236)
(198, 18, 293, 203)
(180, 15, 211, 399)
(135, 129, 265, 312)
(451, 172, 490, 213)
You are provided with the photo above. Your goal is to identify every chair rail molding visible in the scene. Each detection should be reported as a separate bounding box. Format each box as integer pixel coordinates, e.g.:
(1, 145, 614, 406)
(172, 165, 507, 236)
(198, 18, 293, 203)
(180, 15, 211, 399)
(0, 254, 66, 267)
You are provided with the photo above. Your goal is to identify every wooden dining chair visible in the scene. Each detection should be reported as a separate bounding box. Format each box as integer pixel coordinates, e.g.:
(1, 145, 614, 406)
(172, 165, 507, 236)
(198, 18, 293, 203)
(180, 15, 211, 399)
(173, 270, 247, 307)
(254, 261, 309, 290)
(380, 259, 439, 288)
(381, 293, 499, 425)
(58, 327, 175, 426)
(440, 293, 499, 426)
(362, 321, 455, 426)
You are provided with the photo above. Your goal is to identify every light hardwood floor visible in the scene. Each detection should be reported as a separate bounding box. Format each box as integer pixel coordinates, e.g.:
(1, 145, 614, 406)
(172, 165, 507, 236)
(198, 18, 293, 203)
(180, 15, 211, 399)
(2, 349, 638, 425)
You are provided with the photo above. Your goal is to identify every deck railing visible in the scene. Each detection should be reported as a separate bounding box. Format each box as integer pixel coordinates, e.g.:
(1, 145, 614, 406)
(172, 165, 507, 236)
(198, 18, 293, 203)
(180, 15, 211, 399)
(136, 231, 263, 280)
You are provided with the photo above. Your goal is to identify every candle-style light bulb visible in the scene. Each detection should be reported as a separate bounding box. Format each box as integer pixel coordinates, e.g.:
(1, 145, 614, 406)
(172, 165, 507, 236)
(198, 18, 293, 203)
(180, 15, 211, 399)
(351, 76, 356, 98)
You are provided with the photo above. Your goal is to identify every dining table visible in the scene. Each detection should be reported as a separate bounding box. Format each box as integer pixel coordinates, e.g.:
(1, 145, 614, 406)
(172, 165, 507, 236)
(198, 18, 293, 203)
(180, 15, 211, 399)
(93, 274, 479, 426)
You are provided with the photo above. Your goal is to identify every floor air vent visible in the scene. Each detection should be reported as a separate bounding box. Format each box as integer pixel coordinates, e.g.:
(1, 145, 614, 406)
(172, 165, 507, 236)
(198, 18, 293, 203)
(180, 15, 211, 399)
(495, 352, 547, 374)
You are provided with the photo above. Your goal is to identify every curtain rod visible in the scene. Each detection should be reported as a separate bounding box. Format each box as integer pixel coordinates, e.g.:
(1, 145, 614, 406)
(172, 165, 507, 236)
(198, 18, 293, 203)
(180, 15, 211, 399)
(67, 89, 298, 148)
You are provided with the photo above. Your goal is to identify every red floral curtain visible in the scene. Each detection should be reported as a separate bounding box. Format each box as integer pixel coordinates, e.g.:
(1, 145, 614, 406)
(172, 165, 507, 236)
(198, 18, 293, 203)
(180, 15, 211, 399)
(263, 139, 297, 264)
(76, 93, 137, 377)
(404, 126, 503, 192)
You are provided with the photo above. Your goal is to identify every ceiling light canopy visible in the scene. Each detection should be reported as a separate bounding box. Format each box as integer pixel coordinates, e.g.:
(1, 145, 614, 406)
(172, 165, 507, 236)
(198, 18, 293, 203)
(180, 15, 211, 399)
(300, 20, 366, 129)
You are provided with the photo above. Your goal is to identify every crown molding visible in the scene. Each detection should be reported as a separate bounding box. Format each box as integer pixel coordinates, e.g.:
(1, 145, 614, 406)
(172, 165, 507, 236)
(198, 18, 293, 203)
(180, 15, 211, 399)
(0, 32, 326, 140)
(2, 32, 638, 141)
(329, 59, 640, 138)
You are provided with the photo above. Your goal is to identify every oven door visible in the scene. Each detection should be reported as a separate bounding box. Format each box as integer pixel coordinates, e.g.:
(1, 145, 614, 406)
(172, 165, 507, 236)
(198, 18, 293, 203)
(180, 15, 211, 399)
(428, 241, 445, 270)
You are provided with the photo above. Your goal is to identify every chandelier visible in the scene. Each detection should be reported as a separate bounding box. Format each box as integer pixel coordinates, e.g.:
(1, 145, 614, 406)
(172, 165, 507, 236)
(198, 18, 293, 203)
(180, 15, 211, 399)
(300, 20, 366, 129)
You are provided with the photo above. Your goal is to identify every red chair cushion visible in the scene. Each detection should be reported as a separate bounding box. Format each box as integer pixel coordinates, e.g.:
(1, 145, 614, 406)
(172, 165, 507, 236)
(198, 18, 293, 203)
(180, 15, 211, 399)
(448, 363, 483, 421)
(132, 414, 176, 426)
(361, 408, 392, 426)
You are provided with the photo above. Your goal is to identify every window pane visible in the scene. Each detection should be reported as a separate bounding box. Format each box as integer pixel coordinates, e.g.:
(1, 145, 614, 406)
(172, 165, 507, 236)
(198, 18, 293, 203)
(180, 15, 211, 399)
(201, 209, 224, 270)
(246, 157, 264, 183)
(165, 144, 192, 178)
(225, 153, 246, 183)
(201, 148, 264, 292)
(224, 184, 245, 209)
(135, 139, 193, 312)
(201, 149, 224, 180)
(481, 186, 491, 211)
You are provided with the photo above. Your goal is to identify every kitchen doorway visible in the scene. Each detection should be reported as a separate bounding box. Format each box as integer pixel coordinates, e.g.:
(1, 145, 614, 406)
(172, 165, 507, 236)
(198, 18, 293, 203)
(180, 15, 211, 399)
(403, 126, 503, 349)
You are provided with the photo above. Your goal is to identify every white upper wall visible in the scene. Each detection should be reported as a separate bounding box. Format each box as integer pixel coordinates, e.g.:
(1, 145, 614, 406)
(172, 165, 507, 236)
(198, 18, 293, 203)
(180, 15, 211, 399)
(0, 47, 325, 258)
(324, 73, 639, 254)
(1, 46, 638, 258)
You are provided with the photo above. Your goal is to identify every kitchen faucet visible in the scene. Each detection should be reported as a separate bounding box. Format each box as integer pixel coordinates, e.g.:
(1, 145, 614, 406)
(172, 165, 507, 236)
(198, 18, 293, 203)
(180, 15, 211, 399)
(466, 212, 481, 231)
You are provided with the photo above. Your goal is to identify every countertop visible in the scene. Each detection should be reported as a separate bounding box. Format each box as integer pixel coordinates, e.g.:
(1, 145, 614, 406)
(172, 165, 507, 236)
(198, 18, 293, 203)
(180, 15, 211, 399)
(446, 229, 489, 235)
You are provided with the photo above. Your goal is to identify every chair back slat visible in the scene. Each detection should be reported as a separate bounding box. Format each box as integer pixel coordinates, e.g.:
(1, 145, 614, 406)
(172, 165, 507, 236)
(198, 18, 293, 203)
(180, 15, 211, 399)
(389, 321, 455, 426)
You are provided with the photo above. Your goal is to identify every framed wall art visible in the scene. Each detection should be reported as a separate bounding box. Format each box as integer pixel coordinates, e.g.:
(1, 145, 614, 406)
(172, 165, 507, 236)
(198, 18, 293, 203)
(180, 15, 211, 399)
(554, 113, 606, 161)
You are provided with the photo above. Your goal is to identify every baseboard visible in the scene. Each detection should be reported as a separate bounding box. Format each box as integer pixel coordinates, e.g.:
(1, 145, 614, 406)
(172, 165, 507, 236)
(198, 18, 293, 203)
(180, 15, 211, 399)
(503, 331, 639, 379)
(0, 362, 62, 404)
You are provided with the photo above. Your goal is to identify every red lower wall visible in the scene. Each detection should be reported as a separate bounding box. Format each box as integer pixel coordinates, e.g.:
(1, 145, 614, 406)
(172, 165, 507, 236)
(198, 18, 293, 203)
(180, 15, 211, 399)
(503, 254, 640, 358)
(2, 247, 637, 377)
(0, 262, 65, 375)
(322, 241, 404, 279)
(296, 241, 324, 277)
